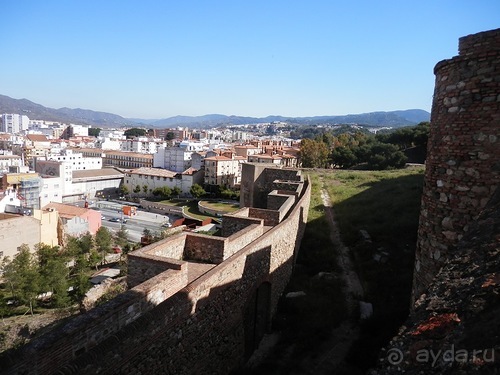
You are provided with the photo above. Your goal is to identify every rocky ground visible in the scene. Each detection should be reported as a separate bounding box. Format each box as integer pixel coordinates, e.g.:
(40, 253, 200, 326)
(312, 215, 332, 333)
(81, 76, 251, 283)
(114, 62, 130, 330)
(0, 308, 78, 353)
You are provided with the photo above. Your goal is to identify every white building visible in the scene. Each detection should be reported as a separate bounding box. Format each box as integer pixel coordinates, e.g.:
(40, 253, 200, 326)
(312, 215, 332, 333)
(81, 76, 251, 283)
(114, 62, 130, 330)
(121, 137, 167, 154)
(48, 149, 102, 171)
(96, 129, 126, 150)
(1, 114, 30, 134)
(0, 152, 23, 173)
(153, 142, 204, 172)
(40, 176, 64, 207)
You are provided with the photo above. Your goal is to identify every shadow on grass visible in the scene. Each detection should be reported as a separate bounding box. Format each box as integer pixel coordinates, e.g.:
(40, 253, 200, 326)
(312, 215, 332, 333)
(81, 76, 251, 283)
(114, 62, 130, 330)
(330, 172, 424, 372)
(249, 171, 424, 374)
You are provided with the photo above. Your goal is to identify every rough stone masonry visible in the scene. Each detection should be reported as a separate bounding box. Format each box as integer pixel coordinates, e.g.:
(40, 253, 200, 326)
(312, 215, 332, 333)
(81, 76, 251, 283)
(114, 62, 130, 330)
(412, 28, 500, 301)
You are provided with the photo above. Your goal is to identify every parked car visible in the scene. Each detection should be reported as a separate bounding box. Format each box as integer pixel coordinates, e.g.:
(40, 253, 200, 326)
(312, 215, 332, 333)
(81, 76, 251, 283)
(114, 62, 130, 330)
(109, 217, 127, 223)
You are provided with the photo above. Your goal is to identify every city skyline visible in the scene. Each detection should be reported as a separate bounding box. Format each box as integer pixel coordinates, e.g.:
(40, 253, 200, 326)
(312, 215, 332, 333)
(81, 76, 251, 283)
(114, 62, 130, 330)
(1, 1, 498, 119)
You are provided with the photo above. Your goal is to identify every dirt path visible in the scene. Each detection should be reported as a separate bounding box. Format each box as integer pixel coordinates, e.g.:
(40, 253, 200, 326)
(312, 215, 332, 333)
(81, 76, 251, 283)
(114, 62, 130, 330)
(303, 184, 365, 373)
(320, 187, 364, 306)
(245, 179, 366, 374)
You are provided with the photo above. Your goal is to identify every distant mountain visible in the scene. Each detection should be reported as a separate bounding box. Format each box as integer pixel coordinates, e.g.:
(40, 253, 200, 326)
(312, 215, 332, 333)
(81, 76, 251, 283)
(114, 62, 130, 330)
(148, 110, 429, 128)
(0, 94, 430, 128)
(0, 94, 138, 127)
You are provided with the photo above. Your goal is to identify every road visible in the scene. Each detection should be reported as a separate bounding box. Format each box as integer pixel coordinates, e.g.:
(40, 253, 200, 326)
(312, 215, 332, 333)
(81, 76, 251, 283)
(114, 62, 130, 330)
(89, 201, 176, 243)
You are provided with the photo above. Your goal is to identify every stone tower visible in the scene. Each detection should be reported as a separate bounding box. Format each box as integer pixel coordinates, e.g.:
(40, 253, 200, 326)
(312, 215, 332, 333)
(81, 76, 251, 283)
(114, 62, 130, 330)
(412, 28, 500, 301)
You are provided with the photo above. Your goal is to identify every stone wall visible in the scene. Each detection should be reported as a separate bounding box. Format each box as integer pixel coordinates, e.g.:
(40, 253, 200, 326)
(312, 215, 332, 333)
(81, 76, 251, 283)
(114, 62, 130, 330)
(184, 234, 226, 263)
(0, 267, 189, 375)
(128, 242, 186, 288)
(221, 213, 261, 236)
(240, 163, 303, 208)
(0, 167, 310, 375)
(412, 28, 500, 300)
(249, 207, 281, 226)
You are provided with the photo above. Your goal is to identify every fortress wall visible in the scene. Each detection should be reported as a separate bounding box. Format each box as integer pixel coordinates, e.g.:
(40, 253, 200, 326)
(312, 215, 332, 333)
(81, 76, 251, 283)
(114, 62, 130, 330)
(267, 191, 296, 220)
(148, 233, 186, 259)
(221, 213, 262, 236)
(267, 190, 293, 210)
(127, 235, 186, 287)
(183, 233, 227, 263)
(248, 207, 281, 226)
(0, 267, 188, 375)
(272, 181, 303, 197)
(0, 170, 310, 375)
(224, 223, 265, 259)
(240, 163, 303, 208)
(413, 28, 500, 300)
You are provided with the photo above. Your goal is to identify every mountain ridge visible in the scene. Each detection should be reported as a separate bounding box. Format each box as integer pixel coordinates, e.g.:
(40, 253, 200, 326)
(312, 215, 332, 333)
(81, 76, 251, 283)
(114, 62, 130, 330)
(0, 94, 430, 128)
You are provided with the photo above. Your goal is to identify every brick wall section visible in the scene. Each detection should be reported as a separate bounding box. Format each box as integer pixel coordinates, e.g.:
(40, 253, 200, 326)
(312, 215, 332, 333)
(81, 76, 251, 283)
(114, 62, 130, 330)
(272, 181, 303, 197)
(221, 213, 262, 236)
(412, 28, 500, 301)
(267, 191, 296, 219)
(148, 232, 186, 259)
(249, 207, 281, 226)
(184, 233, 226, 263)
(128, 255, 185, 288)
(225, 223, 265, 259)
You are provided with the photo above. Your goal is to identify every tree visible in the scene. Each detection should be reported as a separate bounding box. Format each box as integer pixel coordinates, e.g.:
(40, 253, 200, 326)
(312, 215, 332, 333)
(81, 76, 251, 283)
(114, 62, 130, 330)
(124, 128, 147, 138)
(300, 138, 330, 168)
(88, 128, 101, 137)
(3, 245, 40, 315)
(134, 185, 141, 194)
(190, 183, 206, 199)
(172, 186, 181, 197)
(79, 233, 94, 254)
(95, 227, 112, 265)
(41, 257, 70, 307)
(120, 184, 129, 196)
(331, 147, 358, 168)
(165, 132, 175, 141)
(142, 185, 149, 195)
(115, 225, 129, 248)
(152, 186, 172, 199)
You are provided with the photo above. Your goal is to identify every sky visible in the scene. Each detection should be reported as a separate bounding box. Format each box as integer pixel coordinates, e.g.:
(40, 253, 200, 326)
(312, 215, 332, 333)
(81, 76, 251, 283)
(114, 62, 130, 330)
(0, 1, 499, 119)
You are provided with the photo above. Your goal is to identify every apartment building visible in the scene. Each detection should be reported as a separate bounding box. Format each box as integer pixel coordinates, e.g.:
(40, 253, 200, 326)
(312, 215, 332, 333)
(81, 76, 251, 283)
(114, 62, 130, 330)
(204, 155, 240, 188)
(0, 114, 29, 134)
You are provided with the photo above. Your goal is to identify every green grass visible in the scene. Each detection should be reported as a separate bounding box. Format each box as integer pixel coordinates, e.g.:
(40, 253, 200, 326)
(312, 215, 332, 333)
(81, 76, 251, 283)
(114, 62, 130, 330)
(306, 167, 425, 371)
(199, 200, 240, 212)
(253, 167, 425, 373)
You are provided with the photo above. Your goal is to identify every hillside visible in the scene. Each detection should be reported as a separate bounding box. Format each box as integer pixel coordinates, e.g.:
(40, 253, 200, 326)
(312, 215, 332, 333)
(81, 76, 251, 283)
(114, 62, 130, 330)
(0, 94, 138, 127)
(0, 94, 429, 128)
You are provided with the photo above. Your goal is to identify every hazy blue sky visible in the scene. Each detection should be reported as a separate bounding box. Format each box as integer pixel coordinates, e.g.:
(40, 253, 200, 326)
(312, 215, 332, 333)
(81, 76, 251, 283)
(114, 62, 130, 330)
(1, 1, 498, 119)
